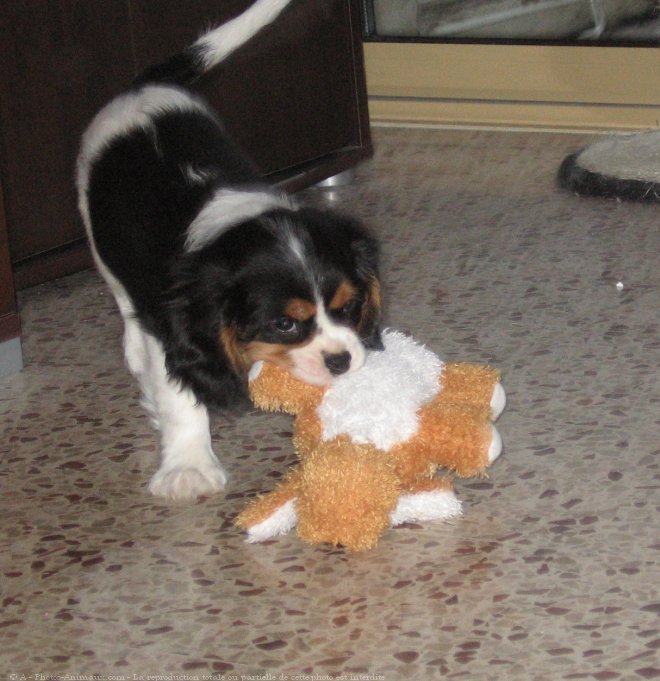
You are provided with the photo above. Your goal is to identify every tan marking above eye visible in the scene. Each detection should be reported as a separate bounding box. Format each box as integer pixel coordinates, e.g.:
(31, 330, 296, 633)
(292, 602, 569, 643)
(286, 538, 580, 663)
(329, 280, 358, 311)
(285, 298, 317, 321)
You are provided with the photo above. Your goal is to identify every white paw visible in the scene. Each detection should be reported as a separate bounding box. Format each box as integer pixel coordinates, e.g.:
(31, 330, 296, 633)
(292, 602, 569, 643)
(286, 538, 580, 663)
(490, 382, 507, 420)
(149, 461, 228, 500)
(488, 425, 503, 463)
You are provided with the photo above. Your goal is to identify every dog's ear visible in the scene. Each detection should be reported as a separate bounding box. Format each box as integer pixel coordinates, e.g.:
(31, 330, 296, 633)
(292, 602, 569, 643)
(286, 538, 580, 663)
(351, 235, 384, 351)
(359, 275, 384, 350)
(163, 256, 249, 410)
(351, 233, 379, 282)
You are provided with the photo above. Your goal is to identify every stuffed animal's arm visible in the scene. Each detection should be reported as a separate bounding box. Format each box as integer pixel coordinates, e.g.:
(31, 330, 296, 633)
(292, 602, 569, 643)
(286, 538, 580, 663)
(438, 362, 506, 419)
(405, 403, 503, 478)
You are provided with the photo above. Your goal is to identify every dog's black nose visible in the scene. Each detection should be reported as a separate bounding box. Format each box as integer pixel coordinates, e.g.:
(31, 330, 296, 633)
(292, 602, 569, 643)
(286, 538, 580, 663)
(324, 351, 351, 376)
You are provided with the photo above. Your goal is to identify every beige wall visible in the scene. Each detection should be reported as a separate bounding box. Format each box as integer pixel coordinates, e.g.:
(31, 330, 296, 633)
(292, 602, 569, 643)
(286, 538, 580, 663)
(365, 43, 660, 131)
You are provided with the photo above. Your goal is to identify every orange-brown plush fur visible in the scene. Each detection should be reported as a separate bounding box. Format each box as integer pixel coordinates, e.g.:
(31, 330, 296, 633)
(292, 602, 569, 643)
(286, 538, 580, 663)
(236, 360, 502, 551)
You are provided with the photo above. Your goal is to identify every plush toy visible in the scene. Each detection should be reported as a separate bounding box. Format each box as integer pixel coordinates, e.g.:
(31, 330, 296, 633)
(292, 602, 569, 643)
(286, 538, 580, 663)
(235, 330, 506, 551)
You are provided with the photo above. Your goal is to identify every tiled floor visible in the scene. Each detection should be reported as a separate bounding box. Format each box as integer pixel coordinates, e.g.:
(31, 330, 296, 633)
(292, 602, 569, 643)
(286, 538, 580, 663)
(1, 127, 659, 679)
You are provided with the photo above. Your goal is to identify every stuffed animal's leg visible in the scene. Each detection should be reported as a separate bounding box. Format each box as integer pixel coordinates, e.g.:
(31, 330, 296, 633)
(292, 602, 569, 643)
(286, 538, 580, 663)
(439, 363, 505, 420)
(234, 472, 301, 543)
(390, 478, 462, 526)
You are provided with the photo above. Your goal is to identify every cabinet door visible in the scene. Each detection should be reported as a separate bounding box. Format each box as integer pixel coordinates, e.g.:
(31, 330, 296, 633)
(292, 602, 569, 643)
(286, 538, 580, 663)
(0, 0, 371, 288)
(130, 0, 371, 181)
(0, 1, 134, 279)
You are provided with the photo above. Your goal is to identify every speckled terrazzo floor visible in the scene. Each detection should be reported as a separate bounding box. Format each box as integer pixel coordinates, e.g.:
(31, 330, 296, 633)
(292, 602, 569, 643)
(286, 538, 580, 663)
(1, 127, 659, 680)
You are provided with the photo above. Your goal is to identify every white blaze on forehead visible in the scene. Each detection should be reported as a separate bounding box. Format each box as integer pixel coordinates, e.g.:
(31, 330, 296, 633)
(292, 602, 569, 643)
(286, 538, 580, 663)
(316, 330, 443, 450)
(276, 224, 368, 386)
(185, 189, 296, 252)
(314, 300, 357, 348)
(286, 233, 307, 265)
(286, 297, 366, 386)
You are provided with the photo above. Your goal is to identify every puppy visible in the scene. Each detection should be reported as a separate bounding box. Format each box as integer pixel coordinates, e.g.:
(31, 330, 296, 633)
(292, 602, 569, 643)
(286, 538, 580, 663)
(76, 0, 383, 500)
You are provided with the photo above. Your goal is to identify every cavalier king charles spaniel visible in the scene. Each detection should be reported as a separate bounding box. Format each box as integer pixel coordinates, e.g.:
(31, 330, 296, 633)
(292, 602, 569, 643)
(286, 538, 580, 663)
(76, 0, 382, 500)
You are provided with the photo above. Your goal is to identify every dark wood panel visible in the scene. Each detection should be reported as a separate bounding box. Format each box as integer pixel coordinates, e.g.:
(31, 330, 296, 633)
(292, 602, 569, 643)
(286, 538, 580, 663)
(131, 0, 368, 175)
(0, 184, 20, 343)
(12, 240, 93, 291)
(0, 1, 134, 265)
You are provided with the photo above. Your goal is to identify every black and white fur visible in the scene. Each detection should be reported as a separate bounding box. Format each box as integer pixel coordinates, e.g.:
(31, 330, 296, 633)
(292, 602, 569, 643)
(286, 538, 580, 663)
(76, 0, 382, 500)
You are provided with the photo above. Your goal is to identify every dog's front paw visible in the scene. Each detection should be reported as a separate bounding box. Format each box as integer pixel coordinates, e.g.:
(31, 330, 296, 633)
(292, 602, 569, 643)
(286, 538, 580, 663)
(149, 461, 228, 500)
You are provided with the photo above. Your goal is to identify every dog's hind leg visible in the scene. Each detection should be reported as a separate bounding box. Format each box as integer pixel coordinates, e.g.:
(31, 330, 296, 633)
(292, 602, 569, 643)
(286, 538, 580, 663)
(122, 315, 160, 430)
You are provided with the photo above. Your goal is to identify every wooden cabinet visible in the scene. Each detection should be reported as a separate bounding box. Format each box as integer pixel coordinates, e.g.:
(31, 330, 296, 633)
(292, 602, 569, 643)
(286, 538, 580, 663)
(0, 0, 371, 291)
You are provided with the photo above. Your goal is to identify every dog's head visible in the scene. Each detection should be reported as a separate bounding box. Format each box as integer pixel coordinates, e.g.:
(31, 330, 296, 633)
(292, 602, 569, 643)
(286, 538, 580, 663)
(218, 207, 383, 385)
(167, 205, 382, 405)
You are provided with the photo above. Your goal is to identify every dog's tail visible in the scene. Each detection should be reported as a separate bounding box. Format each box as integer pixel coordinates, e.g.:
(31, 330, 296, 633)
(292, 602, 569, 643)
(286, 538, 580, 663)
(134, 0, 292, 87)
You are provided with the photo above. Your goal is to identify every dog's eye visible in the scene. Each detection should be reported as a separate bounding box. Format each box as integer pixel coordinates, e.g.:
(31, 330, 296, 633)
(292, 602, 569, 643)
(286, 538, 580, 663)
(340, 298, 362, 316)
(272, 317, 298, 334)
